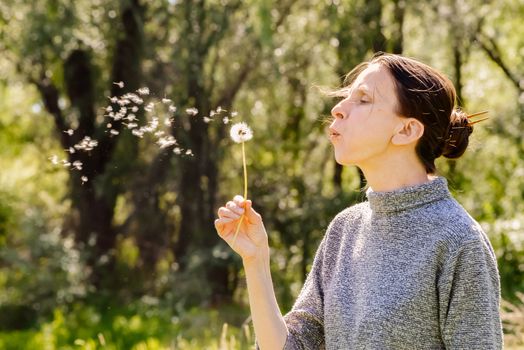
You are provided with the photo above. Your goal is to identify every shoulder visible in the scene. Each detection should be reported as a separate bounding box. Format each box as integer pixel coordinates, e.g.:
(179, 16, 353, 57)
(428, 197, 495, 259)
(327, 201, 369, 230)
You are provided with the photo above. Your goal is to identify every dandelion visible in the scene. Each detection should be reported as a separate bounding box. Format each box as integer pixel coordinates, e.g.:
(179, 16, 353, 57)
(185, 107, 198, 116)
(113, 81, 124, 88)
(229, 122, 253, 248)
(137, 87, 150, 95)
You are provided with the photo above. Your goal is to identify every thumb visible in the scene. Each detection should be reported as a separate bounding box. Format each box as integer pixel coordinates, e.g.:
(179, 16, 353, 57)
(244, 199, 262, 223)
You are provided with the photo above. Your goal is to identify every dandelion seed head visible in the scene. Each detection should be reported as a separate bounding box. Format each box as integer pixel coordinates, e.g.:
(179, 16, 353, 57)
(230, 122, 253, 143)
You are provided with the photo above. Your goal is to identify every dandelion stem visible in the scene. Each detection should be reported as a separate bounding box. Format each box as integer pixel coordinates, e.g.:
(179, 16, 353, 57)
(232, 141, 248, 248)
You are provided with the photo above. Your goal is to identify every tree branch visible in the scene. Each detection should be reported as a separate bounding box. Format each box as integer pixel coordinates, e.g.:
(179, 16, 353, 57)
(476, 33, 522, 91)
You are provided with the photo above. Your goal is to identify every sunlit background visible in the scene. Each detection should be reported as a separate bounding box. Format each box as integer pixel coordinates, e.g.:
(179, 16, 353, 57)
(0, 0, 523, 348)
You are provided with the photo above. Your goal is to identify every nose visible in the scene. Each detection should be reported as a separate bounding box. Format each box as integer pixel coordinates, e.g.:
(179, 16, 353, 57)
(330, 101, 345, 121)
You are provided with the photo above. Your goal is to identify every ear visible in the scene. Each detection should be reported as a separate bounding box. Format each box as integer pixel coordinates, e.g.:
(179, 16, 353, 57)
(391, 118, 424, 146)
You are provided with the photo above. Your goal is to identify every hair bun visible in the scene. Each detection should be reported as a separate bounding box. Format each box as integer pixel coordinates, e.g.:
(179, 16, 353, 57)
(442, 109, 473, 159)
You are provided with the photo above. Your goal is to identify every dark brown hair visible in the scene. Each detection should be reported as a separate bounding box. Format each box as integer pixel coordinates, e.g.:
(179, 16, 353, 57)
(333, 52, 475, 174)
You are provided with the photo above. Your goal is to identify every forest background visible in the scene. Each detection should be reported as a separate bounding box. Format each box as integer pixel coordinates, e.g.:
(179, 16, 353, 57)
(1, 0, 523, 348)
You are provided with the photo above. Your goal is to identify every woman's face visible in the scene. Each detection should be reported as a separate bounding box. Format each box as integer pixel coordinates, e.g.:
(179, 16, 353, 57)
(329, 63, 404, 168)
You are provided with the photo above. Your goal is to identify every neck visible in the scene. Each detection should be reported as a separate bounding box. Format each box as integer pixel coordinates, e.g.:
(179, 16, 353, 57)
(358, 152, 433, 192)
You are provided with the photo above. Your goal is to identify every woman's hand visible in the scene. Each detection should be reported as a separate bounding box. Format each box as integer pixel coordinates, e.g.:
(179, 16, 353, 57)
(215, 195, 268, 262)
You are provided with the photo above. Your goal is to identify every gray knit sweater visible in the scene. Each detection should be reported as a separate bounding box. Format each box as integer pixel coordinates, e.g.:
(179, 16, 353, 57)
(281, 176, 503, 349)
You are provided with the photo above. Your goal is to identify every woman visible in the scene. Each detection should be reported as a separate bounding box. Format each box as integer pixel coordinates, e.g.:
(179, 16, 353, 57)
(215, 53, 503, 349)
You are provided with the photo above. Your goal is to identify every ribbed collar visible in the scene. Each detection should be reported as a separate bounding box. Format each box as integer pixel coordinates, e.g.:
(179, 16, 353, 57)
(365, 176, 451, 215)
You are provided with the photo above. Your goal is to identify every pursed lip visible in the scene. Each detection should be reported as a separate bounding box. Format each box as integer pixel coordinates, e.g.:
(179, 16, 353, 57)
(329, 131, 340, 142)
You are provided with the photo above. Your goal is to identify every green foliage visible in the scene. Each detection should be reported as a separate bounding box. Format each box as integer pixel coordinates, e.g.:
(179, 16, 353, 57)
(0, 304, 254, 350)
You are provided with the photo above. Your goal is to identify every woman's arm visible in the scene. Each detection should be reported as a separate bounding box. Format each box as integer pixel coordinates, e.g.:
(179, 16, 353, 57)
(215, 196, 287, 349)
(437, 238, 503, 349)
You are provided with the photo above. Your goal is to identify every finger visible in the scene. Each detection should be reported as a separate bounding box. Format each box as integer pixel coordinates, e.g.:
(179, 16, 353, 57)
(214, 218, 236, 236)
(226, 201, 245, 216)
(217, 207, 241, 220)
(233, 195, 245, 206)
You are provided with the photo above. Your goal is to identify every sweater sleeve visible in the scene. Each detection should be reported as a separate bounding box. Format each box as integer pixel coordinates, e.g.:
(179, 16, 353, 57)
(437, 237, 503, 349)
(281, 236, 327, 350)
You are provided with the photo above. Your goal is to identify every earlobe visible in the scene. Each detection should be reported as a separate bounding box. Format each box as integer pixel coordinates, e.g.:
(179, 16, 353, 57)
(391, 119, 424, 145)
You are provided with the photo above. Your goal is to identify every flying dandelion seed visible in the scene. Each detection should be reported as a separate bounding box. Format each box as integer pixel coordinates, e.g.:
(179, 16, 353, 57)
(110, 129, 120, 135)
(223, 117, 230, 124)
(66, 147, 76, 154)
(168, 105, 177, 113)
(61, 160, 71, 167)
(203, 117, 212, 123)
(164, 118, 174, 127)
(106, 123, 112, 128)
(157, 136, 177, 149)
(217, 106, 225, 113)
(210, 110, 216, 117)
(231, 111, 238, 117)
(185, 107, 198, 116)
(185, 149, 193, 156)
(137, 87, 150, 95)
(162, 98, 172, 104)
(106, 106, 113, 112)
(126, 123, 138, 129)
(109, 96, 118, 104)
(145, 102, 155, 112)
(113, 81, 124, 88)
(72, 160, 83, 170)
(49, 155, 59, 165)
(81, 176, 88, 184)
(131, 106, 139, 113)
(154, 131, 165, 137)
(64, 129, 74, 136)
(173, 147, 181, 154)
(132, 129, 144, 138)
